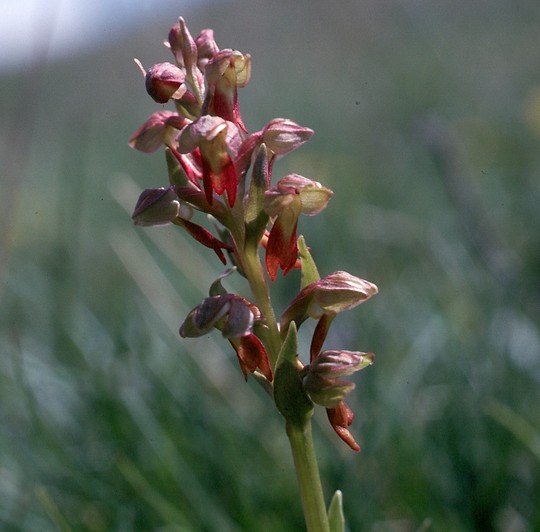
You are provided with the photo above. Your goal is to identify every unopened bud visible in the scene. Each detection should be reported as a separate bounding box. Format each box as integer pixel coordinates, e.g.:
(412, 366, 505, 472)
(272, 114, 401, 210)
(132, 187, 182, 226)
(310, 350, 374, 378)
(195, 29, 219, 69)
(179, 295, 257, 339)
(280, 271, 378, 330)
(262, 119, 314, 156)
(141, 61, 187, 104)
(303, 374, 355, 408)
(303, 350, 373, 408)
(128, 111, 187, 153)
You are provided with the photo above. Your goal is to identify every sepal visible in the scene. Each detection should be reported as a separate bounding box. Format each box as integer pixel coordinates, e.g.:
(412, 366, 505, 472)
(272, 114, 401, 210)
(274, 323, 314, 427)
(244, 144, 271, 250)
(326, 401, 360, 452)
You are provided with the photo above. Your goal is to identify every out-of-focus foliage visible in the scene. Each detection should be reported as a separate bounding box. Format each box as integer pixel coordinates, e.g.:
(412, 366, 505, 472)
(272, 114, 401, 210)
(1, 1, 539, 530)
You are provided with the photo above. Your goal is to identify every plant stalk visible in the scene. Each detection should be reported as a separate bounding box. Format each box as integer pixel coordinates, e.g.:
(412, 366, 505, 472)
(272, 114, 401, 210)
(286, 420, 330, 532)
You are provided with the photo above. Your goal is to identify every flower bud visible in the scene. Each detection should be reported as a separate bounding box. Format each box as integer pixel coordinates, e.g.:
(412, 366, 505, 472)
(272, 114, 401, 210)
(179, 294, 257, 339)
(275, 174, 333, 215)
(280, 271, 378, 330)
(303, 374, 355, 408)
(142, 61, 187, 104)
(310, 350, 374, 378)
(308, 272, 378, 316)
(262, 119, 314, 156)
(205, 49, 251, 88)
(303, 351, 373, 408)
(195, 29, 219, 70)
(131, 187, 183, 226)
(168, 17, 198, 71)
(129, 111, 188, 153)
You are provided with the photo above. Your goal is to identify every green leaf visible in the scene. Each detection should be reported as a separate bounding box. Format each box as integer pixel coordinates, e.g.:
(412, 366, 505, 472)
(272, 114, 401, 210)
(274, 322, 313, 427)
(328, 490, 345, 532)
(298, 235, 320, 289)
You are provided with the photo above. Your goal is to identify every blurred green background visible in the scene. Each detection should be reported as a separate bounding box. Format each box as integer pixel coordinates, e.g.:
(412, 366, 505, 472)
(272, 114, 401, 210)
(2, 0, 540, 530)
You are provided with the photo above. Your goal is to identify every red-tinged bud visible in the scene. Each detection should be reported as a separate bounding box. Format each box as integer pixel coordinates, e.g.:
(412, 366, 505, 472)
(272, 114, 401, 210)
(132, 187, 189, 226)
(307, 272, 378, 316)
(327, 401, 361, 452)
(180, 295, 231, 337)
(310, 350, 374, 378)
(303, 351, 373, 408)
(168, 17, 198, 71)
(205, 49, 251, 88)
(137, 61, 187, 104)
(180, 293, 270, 381)
(262, 118, 314, 156)
(303, 374, 355, 408)
(180, 294, 258, 339)
(195, 29, 219, 70)
(280, 271, 378, 330)
(129, 111, 188, 153)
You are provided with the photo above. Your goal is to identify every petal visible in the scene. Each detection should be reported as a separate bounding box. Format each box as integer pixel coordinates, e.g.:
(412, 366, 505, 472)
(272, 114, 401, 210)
(265, 213, 299, 281)
(177, 218, 233, 264)
(232, 334, 273, 381)
(326, 401, 360, 452)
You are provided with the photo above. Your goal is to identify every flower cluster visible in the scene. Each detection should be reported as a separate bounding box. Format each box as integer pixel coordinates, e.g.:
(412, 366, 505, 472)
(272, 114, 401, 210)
(129, 17, 378, 451)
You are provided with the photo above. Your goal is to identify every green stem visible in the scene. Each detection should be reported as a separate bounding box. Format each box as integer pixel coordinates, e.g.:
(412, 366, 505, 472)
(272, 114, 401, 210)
(242, 247, 282, 367)
(228, 217, 282, 368)
(286, 421, 330, 532)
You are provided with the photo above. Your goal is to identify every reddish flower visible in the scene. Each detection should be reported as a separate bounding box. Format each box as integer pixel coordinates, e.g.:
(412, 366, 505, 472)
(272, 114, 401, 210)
(180, 294, 272, 381)
(280, 271, 378, 332)
(264, 175, 333, 280)
(204, 49, 251, 132)
(230, 333, 273, 382)
(177, 115, 240, 206)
